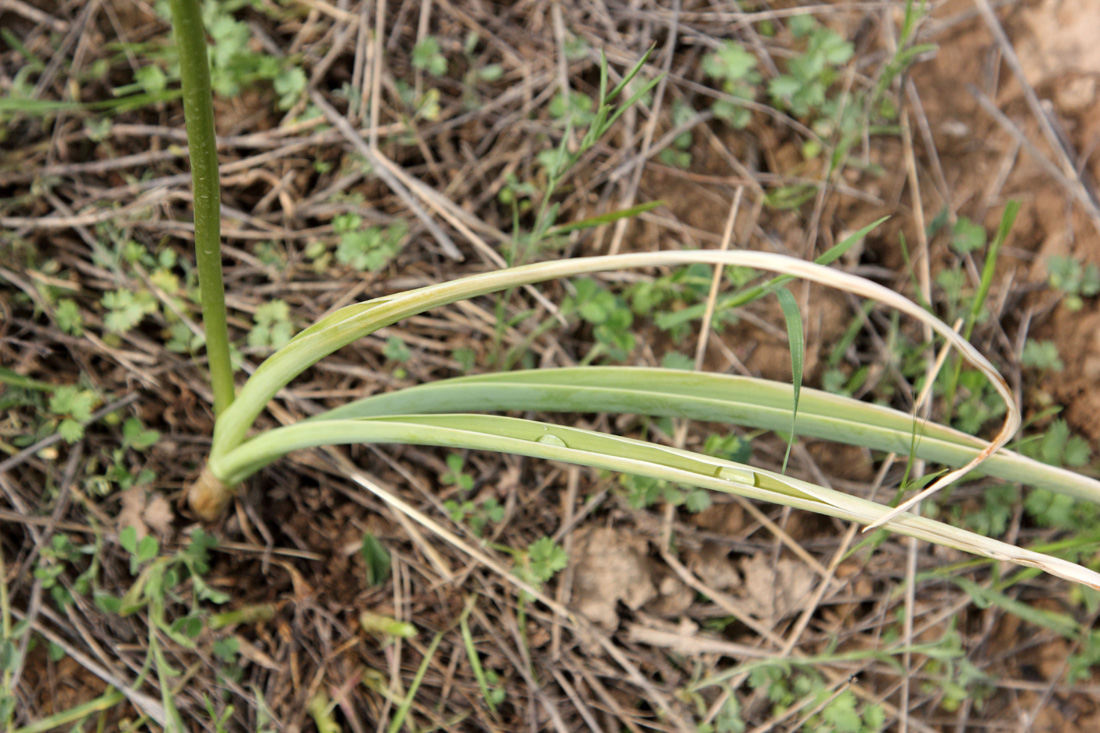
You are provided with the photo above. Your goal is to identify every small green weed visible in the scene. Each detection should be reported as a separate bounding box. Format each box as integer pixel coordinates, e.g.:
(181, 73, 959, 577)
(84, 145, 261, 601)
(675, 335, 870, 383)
(947, 369, 1007, 434)
(703, 41, 760, 129)
(248, 300, 294, 350)
(440, 454, 503, 535)
(394, 80, 441, 121)
(959, 484, 1018, 537)
(34, 534, 97, 607)
(445, 497, 503, 537)
(412, 37, 448, 77)
(1019, 419, 1094, 529)
(383, 335, 412, 364)
(563, 33, 589, 62)
(562, 278, 635, 362)
(703, 15, 855, 143)
(747, 663, 885, 731)
(102, 289, 159, 334)
(48, 385, 101, 443)
(166, 320, 205, 354)
(332, 214, 409, 273)
(514, 536, 568, 589)
(921, 656, 992, 714)
(767, 16, 854, 121)
(55, 298, 84, 336)
(948, 216, 987, 255)
(441, 453, 474, 491)
(548, 90, 596, 128)
(79, 417, 160, 497)
(694, 693, 745, 733)
(481, 668, 507, 709)
(148, 0, 304, 107)
(621, 473, 712, 513)
(1020, 339, 1064, 372)
(359, 532, 392, 587)
(1047, 255, 1100, 311)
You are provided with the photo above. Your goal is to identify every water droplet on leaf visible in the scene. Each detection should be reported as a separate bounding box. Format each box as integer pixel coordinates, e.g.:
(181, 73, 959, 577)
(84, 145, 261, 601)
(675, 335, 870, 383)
(535, 434, 567, 448)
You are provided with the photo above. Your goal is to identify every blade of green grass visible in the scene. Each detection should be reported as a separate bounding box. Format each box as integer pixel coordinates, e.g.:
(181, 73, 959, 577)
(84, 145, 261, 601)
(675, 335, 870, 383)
(549, 200, 664, 236)
(0, 90, 180, 114)
(774, 286, 804, 472)
(942, 201, 1022, 418)
(10, 689, 126, 733)
(968, 200, 1019, 339)
(388, 630, 445, 733)
(459, 597, 498, 716)
(949, 577, 1080, 637)
(0, 367, 55, 391)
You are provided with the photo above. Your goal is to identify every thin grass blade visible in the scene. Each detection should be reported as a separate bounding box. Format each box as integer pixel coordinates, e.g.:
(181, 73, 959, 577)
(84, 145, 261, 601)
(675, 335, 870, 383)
(549, 200, 664, 236)
(774, 286, 804, 472)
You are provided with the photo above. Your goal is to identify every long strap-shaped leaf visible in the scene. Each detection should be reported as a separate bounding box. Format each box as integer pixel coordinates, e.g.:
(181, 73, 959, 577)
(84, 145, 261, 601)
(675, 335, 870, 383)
(210, 413, 1100, 590)
(210, 251, 1020, 517)
(305, 367, 1100, 505)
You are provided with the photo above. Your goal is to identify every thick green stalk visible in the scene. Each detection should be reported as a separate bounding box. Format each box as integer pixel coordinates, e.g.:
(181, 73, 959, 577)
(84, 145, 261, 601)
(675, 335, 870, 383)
(169, 0, 235, 415)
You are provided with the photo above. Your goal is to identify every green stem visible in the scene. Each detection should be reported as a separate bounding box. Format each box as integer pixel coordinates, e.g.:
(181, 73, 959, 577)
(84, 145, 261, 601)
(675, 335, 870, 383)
(169, 0, 235, 415)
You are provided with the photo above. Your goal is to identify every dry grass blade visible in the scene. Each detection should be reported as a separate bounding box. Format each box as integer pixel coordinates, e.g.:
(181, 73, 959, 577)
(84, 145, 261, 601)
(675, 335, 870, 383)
(336, 463, 694, 730)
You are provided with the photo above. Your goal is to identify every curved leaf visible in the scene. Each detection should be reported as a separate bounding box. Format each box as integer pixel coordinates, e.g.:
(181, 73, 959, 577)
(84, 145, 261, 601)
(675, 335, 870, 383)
(212, 249, 1019, 519)
(307, 367, 1100, 505)
(211, 413, 1100, 590)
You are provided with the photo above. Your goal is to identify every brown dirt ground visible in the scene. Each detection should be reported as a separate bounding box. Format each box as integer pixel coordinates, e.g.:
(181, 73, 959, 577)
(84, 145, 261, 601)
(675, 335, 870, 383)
(2, 0, 1100, 731)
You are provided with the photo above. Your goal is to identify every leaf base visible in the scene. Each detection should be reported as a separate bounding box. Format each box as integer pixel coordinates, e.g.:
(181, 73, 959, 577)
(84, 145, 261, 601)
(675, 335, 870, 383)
(188, 464, 234, 521)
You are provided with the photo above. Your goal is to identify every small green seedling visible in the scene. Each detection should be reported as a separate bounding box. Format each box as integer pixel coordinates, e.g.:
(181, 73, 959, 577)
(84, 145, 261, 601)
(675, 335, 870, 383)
(1048, 254, 1100, 311)
(55, 298, 84, 336)
(359, 532, 392, 587)
(703, 40, 760, 129)
(333, 214, 409, 273)
(33, 534, 96, 607)
(949, 216, 987, 254)
(383, 335, 411, 364)
(248, 301, 294, 350)
(102, 289, 158, 334)
(515, 537, 568, 590)
(1020, 339, 1063, 372)
(441, 453, 474, 491)
(767, 17, 854, 120)
(562, 278, 635, 362)
(48, 385, 101, 443)
(411, 37, 447, 77)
